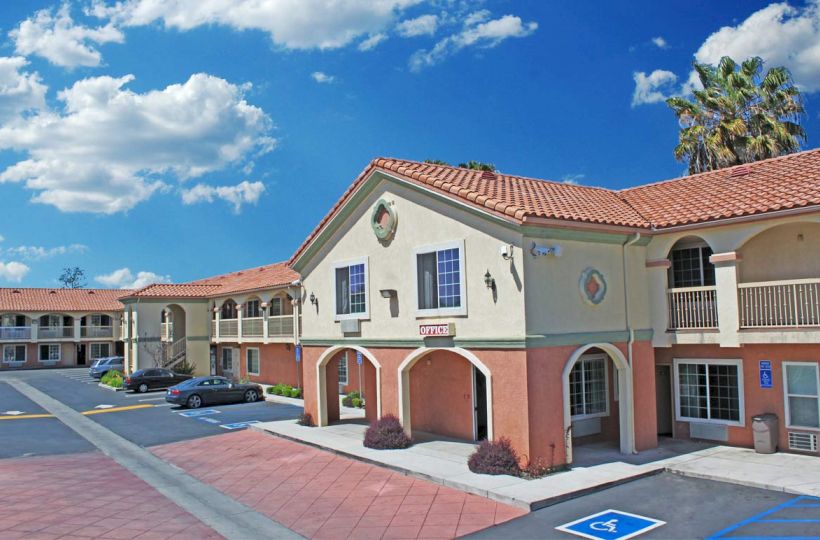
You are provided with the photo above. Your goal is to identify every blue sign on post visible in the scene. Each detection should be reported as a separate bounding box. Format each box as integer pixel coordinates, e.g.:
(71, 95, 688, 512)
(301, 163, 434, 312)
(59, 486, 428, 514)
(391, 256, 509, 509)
(295, 344, 302, 363)
(356, 351, 363, 366)
(556, 509, 665, 540)
(759, 360, 773, 388)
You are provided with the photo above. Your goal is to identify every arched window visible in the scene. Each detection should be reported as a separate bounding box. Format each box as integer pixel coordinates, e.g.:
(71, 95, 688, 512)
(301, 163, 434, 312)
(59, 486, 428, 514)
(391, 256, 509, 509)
(669, 238, 715, 288)
(221, 300, 237, 320)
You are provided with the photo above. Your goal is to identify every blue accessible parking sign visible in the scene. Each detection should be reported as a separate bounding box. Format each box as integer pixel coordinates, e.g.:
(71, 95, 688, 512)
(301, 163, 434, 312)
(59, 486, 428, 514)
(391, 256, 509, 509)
(556, 509, 665, 540)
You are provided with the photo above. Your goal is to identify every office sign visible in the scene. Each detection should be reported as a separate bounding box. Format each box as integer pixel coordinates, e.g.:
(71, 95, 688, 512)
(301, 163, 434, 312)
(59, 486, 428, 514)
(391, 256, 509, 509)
(419, 323, 455, 337)
(556, 509, 665, 540)
(759, 360, 773, 389)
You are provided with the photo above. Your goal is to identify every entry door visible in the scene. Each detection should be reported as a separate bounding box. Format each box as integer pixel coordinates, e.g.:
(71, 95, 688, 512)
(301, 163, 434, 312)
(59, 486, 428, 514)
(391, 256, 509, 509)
(77, 344, 87, 366)
(655, 365, 673, 436)
(473, 367, 488, 441)
(221, 348, 234, 377)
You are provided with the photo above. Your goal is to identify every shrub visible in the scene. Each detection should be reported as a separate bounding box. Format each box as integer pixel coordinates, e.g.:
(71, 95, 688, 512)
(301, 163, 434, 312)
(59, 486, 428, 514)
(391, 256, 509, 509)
(468, 437, 521, 476)
(174, 361, 195, 375)
(297, 412, 313, 427)
(351, 397, 363, 408)
(100, 370, 124, 389)
(266, 386, 277, 395)
(342, 391, 361, 407)
(363, 415, 412, 450)
(289, 387, 302, 398)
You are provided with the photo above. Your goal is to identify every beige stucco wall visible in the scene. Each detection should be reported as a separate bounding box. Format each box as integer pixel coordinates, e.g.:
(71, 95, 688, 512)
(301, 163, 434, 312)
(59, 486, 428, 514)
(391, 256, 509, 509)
(738, 222, 820, 282)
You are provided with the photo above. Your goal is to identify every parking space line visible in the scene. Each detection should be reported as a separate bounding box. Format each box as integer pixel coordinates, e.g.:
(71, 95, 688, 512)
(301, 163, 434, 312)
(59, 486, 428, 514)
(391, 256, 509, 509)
(138, 397, 167, 401)
(0, 413, 54, 420)
(81, 404, 153, 415)
(707, 495, 820, 540)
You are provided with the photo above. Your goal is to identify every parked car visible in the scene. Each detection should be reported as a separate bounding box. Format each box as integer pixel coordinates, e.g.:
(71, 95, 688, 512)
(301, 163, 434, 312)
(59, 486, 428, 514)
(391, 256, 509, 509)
(165, 376, 263, 409)
(89, 356, 125, 379)
(124, 368, 192, 393)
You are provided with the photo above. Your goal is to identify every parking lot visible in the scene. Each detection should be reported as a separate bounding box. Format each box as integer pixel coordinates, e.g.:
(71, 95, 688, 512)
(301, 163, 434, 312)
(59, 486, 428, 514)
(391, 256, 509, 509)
(0, 367, 302, 457)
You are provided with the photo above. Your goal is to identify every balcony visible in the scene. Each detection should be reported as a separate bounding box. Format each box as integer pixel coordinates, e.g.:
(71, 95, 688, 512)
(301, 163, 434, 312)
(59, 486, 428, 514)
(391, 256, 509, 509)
(81, 326, 114, 338)
(667, 286, 718, 330)
(739, 278, 820, 328)
(267, 315, 295, 338)
(0, 326, 31, 341)
(242, 317, 264, 338)
(39, 326, 74, 339)
(219, 319, 239, 338)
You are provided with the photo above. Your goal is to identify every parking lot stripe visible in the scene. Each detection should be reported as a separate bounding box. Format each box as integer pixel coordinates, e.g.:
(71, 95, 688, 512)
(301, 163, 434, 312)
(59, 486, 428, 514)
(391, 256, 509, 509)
(0, 413, 54, 420)
(81, 404, 154, 415)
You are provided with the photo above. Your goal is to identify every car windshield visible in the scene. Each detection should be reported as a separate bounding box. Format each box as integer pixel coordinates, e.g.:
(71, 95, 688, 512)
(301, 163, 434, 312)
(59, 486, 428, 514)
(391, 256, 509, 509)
(131, 370, 144, 377)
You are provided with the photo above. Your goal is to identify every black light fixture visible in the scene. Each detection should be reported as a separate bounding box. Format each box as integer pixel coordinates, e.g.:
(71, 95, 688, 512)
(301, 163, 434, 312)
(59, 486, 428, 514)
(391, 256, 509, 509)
(484, 270, 495, 290)
(309, 292, 317, 305)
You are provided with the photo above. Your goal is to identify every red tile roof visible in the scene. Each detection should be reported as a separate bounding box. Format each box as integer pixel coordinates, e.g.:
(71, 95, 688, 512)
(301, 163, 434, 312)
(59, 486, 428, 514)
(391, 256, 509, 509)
(124, 262, 298, 300)
(0, 288, 128, 312)
(291, 150, 820, 265)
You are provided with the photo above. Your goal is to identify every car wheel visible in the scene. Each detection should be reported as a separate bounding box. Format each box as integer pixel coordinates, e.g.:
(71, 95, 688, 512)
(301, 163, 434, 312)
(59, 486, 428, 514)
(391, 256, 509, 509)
(244, 390, 258, 403)
(138, 383, 149, 393)
(186, 394, 202, 409)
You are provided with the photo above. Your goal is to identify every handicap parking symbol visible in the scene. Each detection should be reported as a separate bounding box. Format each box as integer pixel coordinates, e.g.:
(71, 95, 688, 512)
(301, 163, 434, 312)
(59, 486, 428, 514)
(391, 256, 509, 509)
(556, 509, 665, 540)
(179, 409, 220, 418)
(220, 420, 261, 430)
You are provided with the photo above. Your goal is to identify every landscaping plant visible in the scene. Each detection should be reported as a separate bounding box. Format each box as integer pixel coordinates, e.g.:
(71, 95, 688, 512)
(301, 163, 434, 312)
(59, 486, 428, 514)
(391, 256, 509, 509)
(297, 412, 313, 427)
(342, 391, 364, 408)
(363, 414, 412, 450)
(467, 437, 521, 476)
(100, 370, 124, 389)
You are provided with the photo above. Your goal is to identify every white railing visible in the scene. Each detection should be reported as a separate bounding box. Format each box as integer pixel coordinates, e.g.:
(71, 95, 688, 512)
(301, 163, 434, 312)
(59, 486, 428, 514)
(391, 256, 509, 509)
(739, 278, 820, 328)
(211, 321, 217, 338)
(267, 315, 295, 337)
(160, 322, 174, 341)
(219, 319, 238, 338)
(667, 286, 718, 330)
(242, 317, 264, 337)
(81, 326, 114, 338)
(39, 326, 74, 339)
(0, 327, 31, 340)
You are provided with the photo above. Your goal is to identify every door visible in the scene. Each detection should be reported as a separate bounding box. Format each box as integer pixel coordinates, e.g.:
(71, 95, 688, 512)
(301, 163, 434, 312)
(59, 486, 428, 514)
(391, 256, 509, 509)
(221, 348, 234, 378)
(77, 344, 87, 366)
(473, 367, 488, 441)
(655, 365, 673, 436)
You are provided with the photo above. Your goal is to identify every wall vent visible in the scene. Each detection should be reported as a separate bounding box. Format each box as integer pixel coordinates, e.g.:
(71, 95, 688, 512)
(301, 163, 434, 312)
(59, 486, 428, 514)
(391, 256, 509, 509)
(788, 431, 818, 452)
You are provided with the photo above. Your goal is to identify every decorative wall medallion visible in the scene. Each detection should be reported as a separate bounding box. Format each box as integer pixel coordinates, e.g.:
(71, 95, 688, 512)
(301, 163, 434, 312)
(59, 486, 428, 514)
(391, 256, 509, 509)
(579, 267, 607, 305)
(371, 199, 397, 241)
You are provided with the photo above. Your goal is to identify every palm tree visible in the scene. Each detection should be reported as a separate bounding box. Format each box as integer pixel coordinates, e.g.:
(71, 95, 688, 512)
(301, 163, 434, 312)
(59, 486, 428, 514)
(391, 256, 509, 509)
(666, 56, 805, 174)
(458, 160, 496, 172)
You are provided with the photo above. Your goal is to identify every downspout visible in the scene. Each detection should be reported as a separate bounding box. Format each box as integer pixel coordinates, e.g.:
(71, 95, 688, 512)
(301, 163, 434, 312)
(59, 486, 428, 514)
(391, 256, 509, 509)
(622, 232, 641, 454)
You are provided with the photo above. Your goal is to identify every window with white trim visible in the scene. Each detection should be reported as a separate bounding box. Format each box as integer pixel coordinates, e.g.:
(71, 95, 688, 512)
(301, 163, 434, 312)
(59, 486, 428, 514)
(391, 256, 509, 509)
(675, 359, 743, 424)
(784, 362, 820, 429)
(669, 245, 715, 288)
(39, 344, 60, 362)
(334, 259, 368, 318)
(415, 241, 465, 315)
(569, 354, 609, 418)
(244, 300, 261, 318)
(90, 314, 110, 326)
(90, 343, 110, 360)
(246, 348, 260, 375)
(3, 345, 26, 363)
(269, 297, 282, 316)
(41, 314, 62, 328)
(221, 348, 234, 371)
(338, 352, 349, 385)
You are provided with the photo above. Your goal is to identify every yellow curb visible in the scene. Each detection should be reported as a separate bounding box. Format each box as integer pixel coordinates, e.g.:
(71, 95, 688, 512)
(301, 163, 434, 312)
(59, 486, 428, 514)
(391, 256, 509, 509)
(0, 413, 54, 420)
(81, 404, 154, 415)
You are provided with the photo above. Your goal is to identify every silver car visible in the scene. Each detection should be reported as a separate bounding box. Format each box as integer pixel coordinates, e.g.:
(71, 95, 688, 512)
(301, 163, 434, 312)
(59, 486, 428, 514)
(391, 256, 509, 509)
(89, 356, 124, 379)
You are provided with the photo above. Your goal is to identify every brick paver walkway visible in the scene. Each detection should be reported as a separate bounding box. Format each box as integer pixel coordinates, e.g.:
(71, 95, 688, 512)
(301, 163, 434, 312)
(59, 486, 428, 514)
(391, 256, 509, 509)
(152, 431, 526, 539)
(0, 452, 222, 540)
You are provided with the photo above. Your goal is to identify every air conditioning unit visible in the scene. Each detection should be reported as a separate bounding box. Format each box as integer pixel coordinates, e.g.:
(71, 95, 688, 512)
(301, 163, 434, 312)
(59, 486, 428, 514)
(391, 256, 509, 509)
(340, 319, 360, 334)
(788, 431, 818, 452)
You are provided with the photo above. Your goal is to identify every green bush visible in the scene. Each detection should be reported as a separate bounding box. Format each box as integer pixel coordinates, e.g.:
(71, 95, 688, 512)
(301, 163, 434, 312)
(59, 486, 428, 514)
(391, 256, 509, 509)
(289, 387, 302, 398)
(351, 397, 363, 408)
(100, 370, 124, 388)
(342, 391, 364, 408)
(266, 386, 276, 395)
(174, 361, 195, 375)
(265, 383, 300, 397)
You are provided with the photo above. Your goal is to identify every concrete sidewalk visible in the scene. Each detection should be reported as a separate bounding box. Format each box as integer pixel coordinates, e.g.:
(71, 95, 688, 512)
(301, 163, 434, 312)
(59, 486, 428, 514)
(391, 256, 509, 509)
(254, 420, 820, 510)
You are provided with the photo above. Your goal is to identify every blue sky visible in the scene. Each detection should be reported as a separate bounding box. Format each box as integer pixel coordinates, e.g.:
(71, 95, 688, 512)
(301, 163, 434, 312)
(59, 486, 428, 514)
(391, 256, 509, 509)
(0, 0, 818, 288)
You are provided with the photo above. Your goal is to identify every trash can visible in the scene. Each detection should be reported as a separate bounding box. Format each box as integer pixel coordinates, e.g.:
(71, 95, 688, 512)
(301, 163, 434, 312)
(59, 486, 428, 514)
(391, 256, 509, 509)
(752, 413, 778, 454)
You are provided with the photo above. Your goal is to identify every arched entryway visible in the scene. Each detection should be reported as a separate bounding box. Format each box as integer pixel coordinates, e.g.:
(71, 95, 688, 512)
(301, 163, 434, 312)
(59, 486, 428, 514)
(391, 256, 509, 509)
(563, 343, 633, 464)
(161, 304, 187, 368)
(399, 348, 493, 442)
(316, 346, 381, 427)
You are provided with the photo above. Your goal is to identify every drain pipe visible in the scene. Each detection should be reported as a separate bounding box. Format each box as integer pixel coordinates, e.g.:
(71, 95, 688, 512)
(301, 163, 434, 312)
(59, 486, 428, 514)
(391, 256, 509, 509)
(622, 232, 641, 454)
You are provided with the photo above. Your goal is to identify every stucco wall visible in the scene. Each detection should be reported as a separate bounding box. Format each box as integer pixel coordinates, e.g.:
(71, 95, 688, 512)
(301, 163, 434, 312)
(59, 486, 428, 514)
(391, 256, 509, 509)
(217, 343, 300, 386)
(738, 222, 820, 282)
(409, 350, 475, 441)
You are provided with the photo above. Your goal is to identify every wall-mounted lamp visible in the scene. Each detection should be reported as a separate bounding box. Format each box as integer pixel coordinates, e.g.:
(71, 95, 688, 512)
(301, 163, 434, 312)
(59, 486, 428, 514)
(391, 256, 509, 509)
(499, 244, 514, 261)
(484, 270, 495, 290)
(531, 242, 562, 258)
(379, 289, 397, 299)
(309, 292, 317, 306)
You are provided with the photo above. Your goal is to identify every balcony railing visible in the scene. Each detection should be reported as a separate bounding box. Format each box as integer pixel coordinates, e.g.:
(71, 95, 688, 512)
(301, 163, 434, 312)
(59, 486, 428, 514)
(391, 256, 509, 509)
(667, 286, 718, 330)
(39, 326, 74, 339)
(81, 326, 114, 338)
(739, 278, 820, 328)
(0, 326, 31, 340)
(219, 319, 238, 338)
(267, 315, 295, 337)
(242, 317, 264, 337)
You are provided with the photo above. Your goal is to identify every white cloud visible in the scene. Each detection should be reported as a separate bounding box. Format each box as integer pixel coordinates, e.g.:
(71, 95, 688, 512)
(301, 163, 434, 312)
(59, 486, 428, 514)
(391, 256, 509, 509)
(561, 173, 585, 185)
(4, 244, 88, 261)
(94, 0, 422, 50)
(631, 69, 678, 107)
(0, 57, 46, 124)
(410, 13, 537, 71)
(651, 36, 668, 49)
(0, 73, 273, 214)
(11, 4, 124, 68)
(396, 14, 438, 37)
(0, 261, 29, 282)
(181, 180, 265, 213)
(311, 71, 335, 84)
(95, 267, 171, 289)
(358, 33, 388, 51)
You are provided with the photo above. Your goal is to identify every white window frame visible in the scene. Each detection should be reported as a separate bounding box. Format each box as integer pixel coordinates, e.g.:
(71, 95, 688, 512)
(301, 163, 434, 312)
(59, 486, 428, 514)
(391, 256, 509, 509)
(244, 300, 261, 318)
(673, 358, 745, 427)
(246, 347, 260, 376)
(269, 297, 283, 317)
(332, 256, 370, 321)
(39, 343, 61, 362)
(2, 344, 26, 363)
(413, 239, 467, 318)
(90, 342, 110, 360)
(338, 352, 349, 385)
(569, 353, 610, 420)
(783, 361, 820, 431)
(44, 314, 62, 328)
(221, 347, 235, 372)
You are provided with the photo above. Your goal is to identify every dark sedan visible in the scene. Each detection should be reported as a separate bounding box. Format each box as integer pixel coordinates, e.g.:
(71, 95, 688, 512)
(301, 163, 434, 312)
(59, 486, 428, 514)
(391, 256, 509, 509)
(124, 368, 192, 393)
(165, 376, 263, 409)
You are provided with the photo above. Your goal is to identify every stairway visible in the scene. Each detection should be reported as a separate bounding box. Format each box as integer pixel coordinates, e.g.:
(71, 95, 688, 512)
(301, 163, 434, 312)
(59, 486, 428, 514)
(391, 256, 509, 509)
(163, 337, 187, 369)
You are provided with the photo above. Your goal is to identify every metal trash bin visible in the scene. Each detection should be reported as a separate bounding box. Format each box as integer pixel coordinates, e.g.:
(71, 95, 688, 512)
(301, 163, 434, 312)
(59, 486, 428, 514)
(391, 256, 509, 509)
(752, 413, 778, 454)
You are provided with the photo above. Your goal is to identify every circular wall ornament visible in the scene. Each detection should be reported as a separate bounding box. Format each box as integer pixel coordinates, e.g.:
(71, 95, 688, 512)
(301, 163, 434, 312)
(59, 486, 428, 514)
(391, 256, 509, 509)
(579, 267, 607, 305)
(371, 199, 397, 241)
